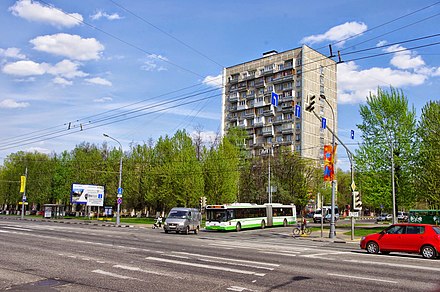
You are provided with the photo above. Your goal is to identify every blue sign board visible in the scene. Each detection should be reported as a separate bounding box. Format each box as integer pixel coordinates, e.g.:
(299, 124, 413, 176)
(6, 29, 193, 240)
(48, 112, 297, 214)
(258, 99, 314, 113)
(117, 187, 123, 195)
(321, 117, 327, 129)
(271, 92, 279, 106)
(351, 130, 355, 139)
(295, 105, 301, 118)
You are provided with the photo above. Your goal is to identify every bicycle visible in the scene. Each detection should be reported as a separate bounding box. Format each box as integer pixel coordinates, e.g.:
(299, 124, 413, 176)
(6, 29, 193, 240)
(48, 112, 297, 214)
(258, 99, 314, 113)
(293, 226, 312, 236)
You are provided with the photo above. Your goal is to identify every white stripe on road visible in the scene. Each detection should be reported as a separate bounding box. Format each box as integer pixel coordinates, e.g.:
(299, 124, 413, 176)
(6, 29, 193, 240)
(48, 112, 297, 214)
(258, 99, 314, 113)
(173, 252, 279, 267)
(1, 226, 33, 231)
(328, 273, 398, 284)
(301, 251, 350, 258)
(342, 258, 440, 272)
(260, 251, 297, 257)
(92, 269, 142, 281)
(113, 264, 184, 279)
(146, 256, 266, 277)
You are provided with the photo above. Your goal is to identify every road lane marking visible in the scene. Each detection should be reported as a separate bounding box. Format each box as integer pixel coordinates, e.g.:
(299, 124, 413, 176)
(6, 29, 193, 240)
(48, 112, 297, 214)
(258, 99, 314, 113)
(1, 226, 33, 231)
(342, 259, 440, 272)
(173, 252, 279, 267)
(113, 264, 184, 279)
(146, 257, 266, 277)
(92, 269, 143, 281)
(328, 273, 398, 284)
(301, 251, 349, 258)
(260, 251, 297, 257)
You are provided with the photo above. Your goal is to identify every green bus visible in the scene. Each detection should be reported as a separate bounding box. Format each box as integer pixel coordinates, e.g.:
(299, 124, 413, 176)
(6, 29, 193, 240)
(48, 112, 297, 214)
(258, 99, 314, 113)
(205, 203, 297, 231)
(409, 209, 440, 225)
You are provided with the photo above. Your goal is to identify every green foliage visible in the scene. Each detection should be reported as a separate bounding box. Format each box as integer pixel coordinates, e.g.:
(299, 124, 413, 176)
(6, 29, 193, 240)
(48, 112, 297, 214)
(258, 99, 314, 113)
(356, 87, 417, 213)
(416, 101, 440, 208)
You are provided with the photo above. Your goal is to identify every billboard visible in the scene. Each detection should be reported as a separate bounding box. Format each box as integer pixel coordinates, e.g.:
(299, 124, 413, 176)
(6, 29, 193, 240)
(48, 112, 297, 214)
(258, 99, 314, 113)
(71, 184, 105, 206)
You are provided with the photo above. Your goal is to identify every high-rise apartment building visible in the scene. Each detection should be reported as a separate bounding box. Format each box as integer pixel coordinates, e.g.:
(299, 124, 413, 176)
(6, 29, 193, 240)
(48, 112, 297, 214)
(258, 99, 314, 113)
(221, 45, 337, 162)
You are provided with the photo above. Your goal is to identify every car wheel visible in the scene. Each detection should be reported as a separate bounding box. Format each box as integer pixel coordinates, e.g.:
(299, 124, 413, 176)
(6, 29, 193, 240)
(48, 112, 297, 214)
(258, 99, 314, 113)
(283, 219, 288, 227)
(421, 245, 437, 259)
(366, 241, 379, 254)
(184, 226, 190, 235)
(261, 220, 266, 229)
(194, 226, 199, 234)
(236, 222, 241, 232)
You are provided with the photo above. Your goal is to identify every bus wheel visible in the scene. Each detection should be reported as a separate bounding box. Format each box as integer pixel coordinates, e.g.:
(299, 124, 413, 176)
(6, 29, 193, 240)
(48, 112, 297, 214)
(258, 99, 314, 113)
(261, 220, 266, 229)
(236, 222, 241, 232)
(283, 219, 288, 227)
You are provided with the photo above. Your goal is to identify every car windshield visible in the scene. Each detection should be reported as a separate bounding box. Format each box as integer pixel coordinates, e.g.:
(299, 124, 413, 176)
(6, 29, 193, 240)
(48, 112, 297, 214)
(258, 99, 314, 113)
(167, 211, 188, 218)
(433, 226, 440, 234)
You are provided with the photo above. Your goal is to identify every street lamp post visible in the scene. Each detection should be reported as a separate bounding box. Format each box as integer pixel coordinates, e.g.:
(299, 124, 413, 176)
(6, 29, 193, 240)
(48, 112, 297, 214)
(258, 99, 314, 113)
(320, 94, 336, 239)
(103, 134, 123, 226)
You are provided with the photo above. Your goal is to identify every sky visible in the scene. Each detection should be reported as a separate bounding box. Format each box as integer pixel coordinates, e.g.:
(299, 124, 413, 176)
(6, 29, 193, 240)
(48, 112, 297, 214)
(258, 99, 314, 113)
(1, 0, 439, 171)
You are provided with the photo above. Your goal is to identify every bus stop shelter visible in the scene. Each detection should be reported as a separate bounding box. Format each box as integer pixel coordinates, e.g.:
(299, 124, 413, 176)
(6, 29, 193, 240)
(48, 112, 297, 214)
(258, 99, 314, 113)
(43, 204, 65, 219)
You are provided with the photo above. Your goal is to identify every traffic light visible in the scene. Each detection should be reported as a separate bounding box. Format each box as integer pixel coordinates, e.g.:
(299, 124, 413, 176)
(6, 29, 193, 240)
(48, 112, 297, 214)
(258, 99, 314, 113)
(202, 196, 207, 207)
(305, 95, 315, 112)
(199, 197, 203, 208)
(352, 191, 362, 211)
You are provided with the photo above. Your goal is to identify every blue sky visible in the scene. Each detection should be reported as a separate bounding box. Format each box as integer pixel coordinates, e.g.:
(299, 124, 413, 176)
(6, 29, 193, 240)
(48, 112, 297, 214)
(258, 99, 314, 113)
(1, 0, 439, 170)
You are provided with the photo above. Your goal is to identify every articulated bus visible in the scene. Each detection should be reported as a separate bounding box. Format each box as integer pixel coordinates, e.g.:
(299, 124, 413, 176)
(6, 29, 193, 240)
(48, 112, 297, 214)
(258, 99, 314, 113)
(409, 209, 440, 225)
(205, 203, 297, 231)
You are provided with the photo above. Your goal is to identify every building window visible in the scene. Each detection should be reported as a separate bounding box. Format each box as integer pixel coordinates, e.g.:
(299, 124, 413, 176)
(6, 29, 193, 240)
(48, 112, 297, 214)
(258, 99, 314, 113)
(285, 113, 292, 120)
(285, 135, 292, 141)
(296, 134, 301, 141)
(296, 59, 302, 66)
(296, 123, 301, 129)
(295, 145, 301, 152)
(276, 136, 283, 142)
(266, 137, 273, 144)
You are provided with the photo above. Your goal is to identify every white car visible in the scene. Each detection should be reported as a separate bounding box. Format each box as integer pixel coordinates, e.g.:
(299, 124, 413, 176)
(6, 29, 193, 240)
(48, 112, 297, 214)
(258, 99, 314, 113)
(376, 213, 392, 222)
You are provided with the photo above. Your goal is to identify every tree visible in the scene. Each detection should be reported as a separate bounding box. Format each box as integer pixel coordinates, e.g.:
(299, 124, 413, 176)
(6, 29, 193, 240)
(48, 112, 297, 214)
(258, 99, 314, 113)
(355, 87, 417, 213)
(416, 101, 440, 208)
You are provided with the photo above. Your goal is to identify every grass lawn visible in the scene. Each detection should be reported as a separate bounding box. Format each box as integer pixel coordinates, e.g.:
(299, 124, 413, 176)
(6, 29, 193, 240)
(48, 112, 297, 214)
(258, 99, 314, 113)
(343, 227, 386, 237)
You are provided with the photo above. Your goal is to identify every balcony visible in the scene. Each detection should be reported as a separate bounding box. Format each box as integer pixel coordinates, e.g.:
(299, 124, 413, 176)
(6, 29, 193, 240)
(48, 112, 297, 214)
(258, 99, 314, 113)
(281, 123, 294, 134)
(228, 92, 239, 102)
(237, 103, 248, 111)
(254, 98, 265, 107)
(262, 126, 274, 137)
(237, 119, 247, 128)
(253, 117, 265, 127)
(263, 107, 275, 116)
(244, 110, 255, 118)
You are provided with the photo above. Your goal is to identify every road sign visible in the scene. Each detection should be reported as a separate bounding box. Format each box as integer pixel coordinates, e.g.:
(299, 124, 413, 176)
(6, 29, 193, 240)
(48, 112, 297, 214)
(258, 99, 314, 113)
(271, 92, 279, 106)
(117, 197, 122, 205)
(295, 105, 301, 118)
(321, 117, 326, 129)
(349, 211, 359, 217)
(117, 187, 123, 195)
(351, 130, 355, 139)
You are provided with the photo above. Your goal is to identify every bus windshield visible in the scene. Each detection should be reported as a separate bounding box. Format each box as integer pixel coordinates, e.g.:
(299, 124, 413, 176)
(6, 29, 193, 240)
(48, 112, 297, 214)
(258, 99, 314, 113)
(207, 209, 227, 222)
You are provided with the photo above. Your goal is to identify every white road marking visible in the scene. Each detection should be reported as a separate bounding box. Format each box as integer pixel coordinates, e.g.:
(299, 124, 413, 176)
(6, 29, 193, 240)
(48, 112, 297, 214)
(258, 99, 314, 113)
(113, 264, 184, 279)
(342, 258, 440, 272)
(260, 251, 297, 257)
(301, 251, 349, 258)
(1, 226, 33, 231)
(227, 286, 256, 291)
(174, 252, 279, 267)
(328, 273, 398, 284)
(146, 257, 266, 277)
(92, 269, 142, 281)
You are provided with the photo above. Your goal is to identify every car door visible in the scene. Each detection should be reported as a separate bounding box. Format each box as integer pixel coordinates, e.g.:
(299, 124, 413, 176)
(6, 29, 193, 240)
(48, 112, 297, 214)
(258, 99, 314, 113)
(402, 225, 426, 252)
(378, 225, 406, 251)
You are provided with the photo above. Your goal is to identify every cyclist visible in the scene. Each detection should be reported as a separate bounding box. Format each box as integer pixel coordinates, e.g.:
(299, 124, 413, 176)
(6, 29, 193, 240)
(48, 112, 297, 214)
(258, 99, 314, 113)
(300, 216, 307, 234)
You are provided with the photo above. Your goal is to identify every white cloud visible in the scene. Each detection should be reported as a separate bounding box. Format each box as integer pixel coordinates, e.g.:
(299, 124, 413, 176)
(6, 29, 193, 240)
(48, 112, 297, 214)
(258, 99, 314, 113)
(25, 146, 51, 154)
(30, 33, 104, 60)
(52, 77, 72, 86)
(385, 44, 425, 70)
(432, 67, 440, 77)
(9, 0, 83, 28)
(2, 60, 46, 76)
(93, 97, 113, 103)
(203, 74, 223, 88)
(301, 22, 367, 46)
(0, 99, 30, 108)
(90, 11, 122, 21)
(0, 47, 26, 59)
(141, 54, 168, 72)
(85, 77, 112, 86)
(337, 61, 427, 104)
(3, 59, 87, 81)
(47, 60, 88, 79)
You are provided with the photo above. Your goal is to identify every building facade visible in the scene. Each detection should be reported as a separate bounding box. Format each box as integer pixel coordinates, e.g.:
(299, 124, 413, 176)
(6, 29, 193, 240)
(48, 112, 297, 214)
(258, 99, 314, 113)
(221, 45, 337, 162)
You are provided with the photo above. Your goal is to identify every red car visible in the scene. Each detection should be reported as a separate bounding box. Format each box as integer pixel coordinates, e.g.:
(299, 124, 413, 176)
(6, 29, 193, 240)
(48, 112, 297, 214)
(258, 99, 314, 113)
(360, 223, 440, 259)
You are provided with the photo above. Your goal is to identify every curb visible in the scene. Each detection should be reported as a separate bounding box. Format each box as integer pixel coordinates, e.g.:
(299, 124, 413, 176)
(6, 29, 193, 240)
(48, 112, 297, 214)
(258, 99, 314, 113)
(0, 216, 131, 228)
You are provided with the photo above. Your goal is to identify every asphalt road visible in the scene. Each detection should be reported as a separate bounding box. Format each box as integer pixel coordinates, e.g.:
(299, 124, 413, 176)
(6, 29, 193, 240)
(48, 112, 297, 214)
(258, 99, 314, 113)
(0, 218, 439, 292)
